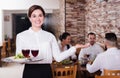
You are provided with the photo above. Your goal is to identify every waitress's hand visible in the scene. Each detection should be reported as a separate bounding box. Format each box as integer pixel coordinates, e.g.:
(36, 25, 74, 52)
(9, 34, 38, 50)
(75, 43, 90, 49)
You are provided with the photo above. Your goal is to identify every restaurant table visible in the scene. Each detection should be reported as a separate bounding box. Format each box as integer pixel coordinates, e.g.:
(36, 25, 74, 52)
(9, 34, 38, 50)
(76, 62, 101, 78)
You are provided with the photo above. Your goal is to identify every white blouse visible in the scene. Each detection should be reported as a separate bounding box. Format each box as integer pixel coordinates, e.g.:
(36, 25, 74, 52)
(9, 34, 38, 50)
(58, 42, 77, 59)
(16, 28, 76, 64)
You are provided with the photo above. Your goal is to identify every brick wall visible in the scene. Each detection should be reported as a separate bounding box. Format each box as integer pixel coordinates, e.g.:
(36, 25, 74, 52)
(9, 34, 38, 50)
(54, 0, 120, 47)
(52, 0, 65, 40)
(65, 1, 86, 44)
(85, 0, 120, 45)
(65, 0, 120, 46)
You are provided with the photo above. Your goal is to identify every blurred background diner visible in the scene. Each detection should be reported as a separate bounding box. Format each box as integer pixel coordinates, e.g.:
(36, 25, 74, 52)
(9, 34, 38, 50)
(58, 32, 77, 61)
(86, 32, 120, 75)
(78, 32, 104, 66)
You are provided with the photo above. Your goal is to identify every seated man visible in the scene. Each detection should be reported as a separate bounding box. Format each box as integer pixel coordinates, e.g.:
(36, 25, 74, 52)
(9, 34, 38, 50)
(78, 32, 104, 61)
(86, 32, 120, 75)
(58, 32, 77, 61)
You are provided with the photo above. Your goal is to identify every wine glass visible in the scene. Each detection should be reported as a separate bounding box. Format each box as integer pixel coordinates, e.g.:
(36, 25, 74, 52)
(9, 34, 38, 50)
(84, 53, 90, 58)
(71, 57, 77, 63)
(22, 49, 30, 58)
(86, 54, 90, 58)
(31, 50, 39, 57)
(84, 53, 91, 62)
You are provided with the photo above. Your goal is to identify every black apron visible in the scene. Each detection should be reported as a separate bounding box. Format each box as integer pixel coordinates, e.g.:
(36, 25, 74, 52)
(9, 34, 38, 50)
(23, 64, 53, 78)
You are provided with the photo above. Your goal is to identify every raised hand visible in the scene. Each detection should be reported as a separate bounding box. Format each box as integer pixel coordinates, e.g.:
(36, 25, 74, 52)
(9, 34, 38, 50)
(74, 43, 90, 49)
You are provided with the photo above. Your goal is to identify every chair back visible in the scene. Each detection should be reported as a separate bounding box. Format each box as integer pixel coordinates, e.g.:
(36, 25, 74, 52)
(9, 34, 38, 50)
(52, 65, 77, 78)
(104, 69, 120, 76)
(7, 38, 12, 53)
(95, 75, 120, 78)
(0, 46, 3, 67)
(1, 41, 8, 57)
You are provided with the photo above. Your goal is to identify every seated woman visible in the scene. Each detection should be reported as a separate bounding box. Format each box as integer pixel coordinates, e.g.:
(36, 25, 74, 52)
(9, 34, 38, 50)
(58, 32, 77, 61)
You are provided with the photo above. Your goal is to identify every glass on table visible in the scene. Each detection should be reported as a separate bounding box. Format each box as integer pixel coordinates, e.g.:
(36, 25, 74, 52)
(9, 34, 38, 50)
(72, 58, 77, 63)
(85, 53, 90, 58)
(84, 53, 91, 60)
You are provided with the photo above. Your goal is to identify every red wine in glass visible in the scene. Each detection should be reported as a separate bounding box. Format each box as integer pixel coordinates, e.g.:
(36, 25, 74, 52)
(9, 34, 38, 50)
(86, 54, 90, 61)
(22, 49, 30, 58)
(31, 50, 39, 57)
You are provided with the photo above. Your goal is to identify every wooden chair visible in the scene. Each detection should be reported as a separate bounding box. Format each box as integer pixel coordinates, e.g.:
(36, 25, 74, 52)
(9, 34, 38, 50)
(1, 41, 9, 57)
(7, 38, 12, 56)
(0, 41, 9, 67)
(5, 38, 16, 56)
(95, 75, 120, 78)
(51, 65, 77, 78)
(0, 46, 3, 67)
(11, 37, 16, 55)
(104, 69, 120, 76)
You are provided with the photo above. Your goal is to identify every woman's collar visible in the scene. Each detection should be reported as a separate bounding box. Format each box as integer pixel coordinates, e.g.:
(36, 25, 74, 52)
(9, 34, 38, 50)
(29, 27, 43, 33)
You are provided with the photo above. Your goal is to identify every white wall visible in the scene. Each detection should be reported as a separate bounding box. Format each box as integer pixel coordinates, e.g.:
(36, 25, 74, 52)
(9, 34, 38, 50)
(0, 0, 60, 46)
(0, 0, 59, 10)
(3, 10, 28, 39)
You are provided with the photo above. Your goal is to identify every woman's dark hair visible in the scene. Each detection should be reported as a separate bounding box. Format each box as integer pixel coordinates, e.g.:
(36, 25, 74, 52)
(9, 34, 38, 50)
(59, 32, 70, 41)
(28, 5, 45, 17)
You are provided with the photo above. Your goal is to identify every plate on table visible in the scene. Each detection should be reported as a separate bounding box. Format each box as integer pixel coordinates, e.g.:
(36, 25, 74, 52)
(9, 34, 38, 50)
(61, 60, 73, 65)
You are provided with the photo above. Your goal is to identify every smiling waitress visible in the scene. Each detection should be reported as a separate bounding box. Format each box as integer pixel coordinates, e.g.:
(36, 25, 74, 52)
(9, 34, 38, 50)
(15, 5, 88, 78)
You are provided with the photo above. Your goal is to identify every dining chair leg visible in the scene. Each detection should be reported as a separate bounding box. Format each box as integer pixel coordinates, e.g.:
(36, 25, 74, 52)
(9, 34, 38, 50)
(0, 46, 3, 67)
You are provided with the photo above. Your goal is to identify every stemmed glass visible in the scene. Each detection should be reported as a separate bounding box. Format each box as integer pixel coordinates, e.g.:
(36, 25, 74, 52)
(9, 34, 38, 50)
(84, 53, 91, 62)
(22, 49, 30, 58)
(31, 50, 39, 57)
(31, 46, 39, 57)
(86, 54, 90, 58)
